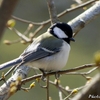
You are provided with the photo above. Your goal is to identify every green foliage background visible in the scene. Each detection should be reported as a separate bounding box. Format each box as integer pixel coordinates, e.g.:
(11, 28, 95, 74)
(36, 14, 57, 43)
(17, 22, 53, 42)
(0, 0, 100, 100)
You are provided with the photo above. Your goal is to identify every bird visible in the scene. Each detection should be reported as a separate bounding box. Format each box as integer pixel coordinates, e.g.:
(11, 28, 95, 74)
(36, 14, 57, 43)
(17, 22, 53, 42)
(0, 22, 75, 74)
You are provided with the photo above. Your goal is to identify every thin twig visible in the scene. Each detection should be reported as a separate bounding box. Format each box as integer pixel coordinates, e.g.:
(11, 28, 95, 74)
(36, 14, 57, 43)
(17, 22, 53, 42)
(63, 85, 87, 100)
(46, 76, 49, 100)
(58, 0, 97, 18)
(9, 0, 97, 43)
(47, 0, 58, 24)
(21, 63, 97, 84)
(49, 80, 69, 95)
(0, 66, 16, 81)
(12, 15, 44, 26)
(11, 28, 30, 42)
(32, 25, 44, 38)
(71, 73, 100, 100)
(63, 92, 72, 100)
(10, 39, 21, 44)
(23, 24, 33, 35)
(11, 0, 96, 26)
(10, 0, 97, 42)
(59, 90, 63, 100)
(65, 67, 98, 76)
(56, 79, 65, 100)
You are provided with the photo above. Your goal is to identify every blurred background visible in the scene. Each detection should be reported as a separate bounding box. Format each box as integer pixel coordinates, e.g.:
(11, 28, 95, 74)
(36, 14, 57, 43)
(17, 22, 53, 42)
(0, 0, 100, 100)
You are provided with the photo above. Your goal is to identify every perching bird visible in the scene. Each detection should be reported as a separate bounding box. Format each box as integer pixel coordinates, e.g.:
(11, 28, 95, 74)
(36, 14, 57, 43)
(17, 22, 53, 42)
(0, 22, 75, 73)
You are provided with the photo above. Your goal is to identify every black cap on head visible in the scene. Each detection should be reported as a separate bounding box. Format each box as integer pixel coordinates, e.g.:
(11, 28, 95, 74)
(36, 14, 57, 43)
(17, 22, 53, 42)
(49, 22, 75, 43)
(55, 22, 73, 38)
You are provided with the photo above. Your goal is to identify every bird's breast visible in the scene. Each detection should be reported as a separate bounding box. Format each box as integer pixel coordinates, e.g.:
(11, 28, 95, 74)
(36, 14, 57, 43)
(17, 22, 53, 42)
(28, 41, 70, 71)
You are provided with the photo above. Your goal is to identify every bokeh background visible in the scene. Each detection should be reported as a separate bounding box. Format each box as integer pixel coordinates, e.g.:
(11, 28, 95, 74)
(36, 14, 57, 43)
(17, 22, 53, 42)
(0, 0, 100, 100)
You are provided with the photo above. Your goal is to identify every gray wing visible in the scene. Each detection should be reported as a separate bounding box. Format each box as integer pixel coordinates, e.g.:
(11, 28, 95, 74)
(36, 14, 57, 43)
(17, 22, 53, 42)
(21, 33, 63, 63)
(21, 47, 60, 63)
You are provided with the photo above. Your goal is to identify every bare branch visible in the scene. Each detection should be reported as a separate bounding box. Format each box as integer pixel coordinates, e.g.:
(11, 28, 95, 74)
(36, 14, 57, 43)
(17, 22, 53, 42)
(12, 0, 97, 26)
(47, 0, 58, 24)
(0, 66, 16, 81)
(71, 73, 100, 100)
(58, 0, 97, 18)
(32, 25, 44, 38)
(59, 90, 63, 100)
(10, 28, 30, 42)
(12, 15, 45, 26)
(10, 0, 98, 42)
(68, 1, 100, 35)
(21, 63, 97, 84)
(46, 76, 49, 100)
(9, 0, 97, 42)
(65, 67, 98, 76)
(0, 65, 30, 100)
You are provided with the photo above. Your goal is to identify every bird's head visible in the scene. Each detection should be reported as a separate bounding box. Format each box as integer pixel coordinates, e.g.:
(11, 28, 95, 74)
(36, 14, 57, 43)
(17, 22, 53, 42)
(48, 22, 75, 44)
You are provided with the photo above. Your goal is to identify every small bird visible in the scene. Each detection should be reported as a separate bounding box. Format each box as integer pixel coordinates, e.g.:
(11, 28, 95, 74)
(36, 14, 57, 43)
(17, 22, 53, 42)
(0, 22, 75, 74)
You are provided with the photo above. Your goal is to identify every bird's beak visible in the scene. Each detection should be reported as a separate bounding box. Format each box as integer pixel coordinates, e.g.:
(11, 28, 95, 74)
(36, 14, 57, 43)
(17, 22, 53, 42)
(70, 37, 75, 42)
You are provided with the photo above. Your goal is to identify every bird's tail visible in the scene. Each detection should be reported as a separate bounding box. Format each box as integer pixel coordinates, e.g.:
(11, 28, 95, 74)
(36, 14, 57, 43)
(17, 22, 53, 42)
(0, 57, 22, 70)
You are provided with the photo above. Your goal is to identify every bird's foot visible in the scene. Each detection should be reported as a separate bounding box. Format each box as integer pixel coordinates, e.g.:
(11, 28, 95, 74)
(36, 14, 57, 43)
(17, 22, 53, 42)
(54, 71, 61, 85)
(39, 69, 47, 81)
(55, 71, 60, 79)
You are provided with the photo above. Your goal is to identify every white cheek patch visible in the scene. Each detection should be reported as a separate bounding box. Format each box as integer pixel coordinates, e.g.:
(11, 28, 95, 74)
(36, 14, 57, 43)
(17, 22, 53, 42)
(54, 27, 68, 38)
